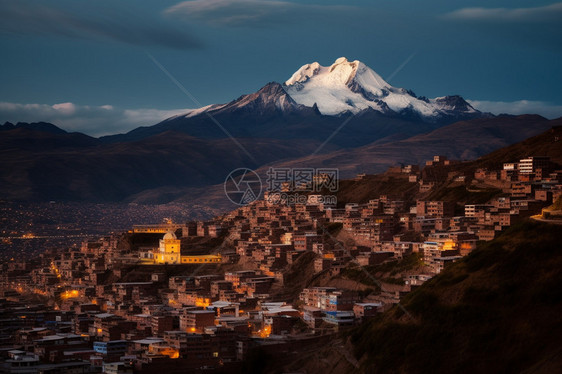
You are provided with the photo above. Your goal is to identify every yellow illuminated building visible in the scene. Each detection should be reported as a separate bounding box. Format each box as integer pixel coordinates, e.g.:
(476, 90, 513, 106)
(154, 232, 181, 264)
(133, 223, 184, 234)
(60, 289, 80, 300)
(441, 240, 457, 251)
(180, 255, 222, 264)
(152, 232, 222, 265)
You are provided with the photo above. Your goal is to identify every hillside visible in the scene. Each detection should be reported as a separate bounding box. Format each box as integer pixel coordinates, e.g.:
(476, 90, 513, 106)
(466, 121, 562, 169)
(0, 129, 336, 202)
(332, 173, 419, 207)
(348, 220, 562, 373)
(1, 115, 558, 204)
(267, 115, 555, 178)
(325, 123, 562, 210)
(422, 123, 562, 204)
(162, 121, 562, 213)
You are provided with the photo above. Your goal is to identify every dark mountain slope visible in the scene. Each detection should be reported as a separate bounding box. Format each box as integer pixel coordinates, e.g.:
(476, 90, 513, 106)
(0, 122, 99, 150)
(466, 118, 562, 169)
(1, 115, 555, 203)
(0, 128, 334, 201)
(350, 220, 562, 374)
(100, 81, 479, 148)
(174, 121, 562, 214)
(266, 114, 554, 178)
(100, 106, 441, 149)
(1, 121, 68, 135)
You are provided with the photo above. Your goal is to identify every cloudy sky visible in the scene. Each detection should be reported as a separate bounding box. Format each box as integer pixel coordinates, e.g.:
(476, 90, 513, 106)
(1, 0, 561, 136)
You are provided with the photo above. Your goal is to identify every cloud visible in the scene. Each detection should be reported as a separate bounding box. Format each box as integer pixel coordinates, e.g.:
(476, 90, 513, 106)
(0, 102, 192, 137)
(3, 99, 561, 138)
(0, 0, 201, 49)
(444, 2, 562, 22)
(164, 0, 353, 27)
(468, 100, 562, 119)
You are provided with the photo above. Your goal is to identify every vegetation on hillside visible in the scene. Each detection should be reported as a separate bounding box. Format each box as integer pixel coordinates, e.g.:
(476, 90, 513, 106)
(271, 251, 318, 302)
(349, 220, 562, 374)
(471, 124, 562, 169)
(341, 253, 424, 288)
(334, 174, 418, 207)
(426, 185, 503, 205)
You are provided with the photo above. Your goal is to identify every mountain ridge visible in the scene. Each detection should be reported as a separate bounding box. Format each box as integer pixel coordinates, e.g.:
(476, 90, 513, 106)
(1, 121, 70, 135)
(283, 57, 481, 121)
(259, 114, 555, 178)
(0, 115, 555, 203)
(347, 220, 562, 373)
(3, 58, 555, 204)
(100, 57, 487, 145)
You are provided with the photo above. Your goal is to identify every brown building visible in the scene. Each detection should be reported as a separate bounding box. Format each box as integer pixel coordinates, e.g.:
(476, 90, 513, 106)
(151, 315, 175, 336)
(416, 200, 455, 218)
(180, 310, 216, 332)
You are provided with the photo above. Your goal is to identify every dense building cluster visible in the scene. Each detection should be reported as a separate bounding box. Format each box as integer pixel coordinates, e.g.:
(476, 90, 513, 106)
(0, 202, 215, 262)
(1, 155, 560, 373)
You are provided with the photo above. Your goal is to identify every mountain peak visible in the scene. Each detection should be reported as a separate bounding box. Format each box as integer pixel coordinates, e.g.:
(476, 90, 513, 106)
(1, 121, 68, 135)
(151, 57, 483, 127)
(284, 57, 395, 115)
(283, 57, 479, 120)
(214, 81, 312, 116)
(285, 57, 389, 91)
(285, 62, 321, 86)
(256, 81, 286, 96)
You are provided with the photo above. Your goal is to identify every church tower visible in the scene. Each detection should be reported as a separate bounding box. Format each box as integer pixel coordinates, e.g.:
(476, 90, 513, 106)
(155, 231, 181, 264)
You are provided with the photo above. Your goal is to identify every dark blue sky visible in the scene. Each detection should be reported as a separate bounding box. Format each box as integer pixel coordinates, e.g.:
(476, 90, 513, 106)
(1, 0, 561, 135)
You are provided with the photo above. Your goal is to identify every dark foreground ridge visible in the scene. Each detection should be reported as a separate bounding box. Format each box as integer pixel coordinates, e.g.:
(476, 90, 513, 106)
(349, 220, 562, 373)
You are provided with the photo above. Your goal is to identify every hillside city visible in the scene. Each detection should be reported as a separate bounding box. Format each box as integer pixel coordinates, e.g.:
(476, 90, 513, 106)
(3, 0, 562, 371)
(1, 153, 561, 373)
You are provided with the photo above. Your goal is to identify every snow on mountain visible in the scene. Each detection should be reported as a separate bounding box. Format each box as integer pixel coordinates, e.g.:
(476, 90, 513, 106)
(221, 82, 304, 113)
(159, 57, 479, 124)
(284, 57, 478, 118)
(181, 82, 317, 117)
(183, 104, 225, 118)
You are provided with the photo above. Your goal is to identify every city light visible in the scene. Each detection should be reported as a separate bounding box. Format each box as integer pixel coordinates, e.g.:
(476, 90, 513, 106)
(195, 297, 210, 308)
(442, 241, 456, 251)
(60, 290, 80, 300)
(257, 325, 271, 338)
(159, 347, 179, 359)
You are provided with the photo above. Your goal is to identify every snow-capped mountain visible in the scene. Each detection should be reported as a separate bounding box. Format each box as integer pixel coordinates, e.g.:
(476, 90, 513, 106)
(102, 57, 486, 145)
(165, 56, 479, 122)
(197, 82, 315, 116)
(284, 57, 478, 119)
(166, 82, 318, 122)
